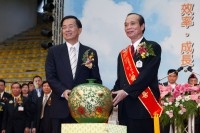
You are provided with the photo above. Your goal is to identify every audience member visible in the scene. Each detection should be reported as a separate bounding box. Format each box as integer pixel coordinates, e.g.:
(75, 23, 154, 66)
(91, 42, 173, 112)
(160, 69, 178, 133)
(1, 82, 31, 133)
(0, 79, 12, 132)
(21, 83, 29, 97)
(28, 81, 35, 93)
(32, 81, 52, 133)
(188, 73, 198, 86)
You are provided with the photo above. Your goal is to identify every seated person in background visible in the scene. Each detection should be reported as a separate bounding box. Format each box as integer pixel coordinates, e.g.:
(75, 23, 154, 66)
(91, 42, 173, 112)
(160, 69, 178, 133)
(188, 73, 200, 133)
(188, 73, 199, 86)
(162, 69, 178, 89)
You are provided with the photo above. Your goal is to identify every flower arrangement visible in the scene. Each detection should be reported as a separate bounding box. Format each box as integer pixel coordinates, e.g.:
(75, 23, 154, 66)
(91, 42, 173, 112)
(159, 84, 200, 132)
(82, 49, 95, 69)
(137, 42, 155, 58)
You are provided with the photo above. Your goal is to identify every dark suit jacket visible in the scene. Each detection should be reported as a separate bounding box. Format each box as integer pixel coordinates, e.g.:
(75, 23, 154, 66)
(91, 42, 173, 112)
(113, 38, 161, 120)
(33, 93, 52, 133)
(28, 88, 44, 123)
(2, 96, 31, 133)
(45, 43, 102, 118)
(0, 92, 12, 130)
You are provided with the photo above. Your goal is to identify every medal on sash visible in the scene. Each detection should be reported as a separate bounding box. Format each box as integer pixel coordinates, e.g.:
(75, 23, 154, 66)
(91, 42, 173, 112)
(136, 60, 143, 68)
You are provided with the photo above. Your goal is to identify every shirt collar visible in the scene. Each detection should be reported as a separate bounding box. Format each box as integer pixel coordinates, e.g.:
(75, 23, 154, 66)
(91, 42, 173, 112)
(66, 42, 80, 52)
(132, 36, 143, 50)
(0, 91, 4, 98)
(44, 91, 52, 98)
(14, 95, 21, 99)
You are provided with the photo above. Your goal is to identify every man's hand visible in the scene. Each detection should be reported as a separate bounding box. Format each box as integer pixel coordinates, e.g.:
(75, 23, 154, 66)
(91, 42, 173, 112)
(63, 90, 71, 100)
(24, 127, 30, 133)
(32, 128, 36, 133)
(112, 90, 128, 106)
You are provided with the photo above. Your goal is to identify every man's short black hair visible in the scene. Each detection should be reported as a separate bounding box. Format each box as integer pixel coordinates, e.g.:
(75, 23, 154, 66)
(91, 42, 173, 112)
(168, 69, 178, 76)
(0, 79, 6, 86)
(60, 15, 82, 28)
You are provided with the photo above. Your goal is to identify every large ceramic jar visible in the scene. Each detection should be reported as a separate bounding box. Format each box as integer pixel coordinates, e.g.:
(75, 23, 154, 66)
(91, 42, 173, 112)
(68, 79, 113, 123)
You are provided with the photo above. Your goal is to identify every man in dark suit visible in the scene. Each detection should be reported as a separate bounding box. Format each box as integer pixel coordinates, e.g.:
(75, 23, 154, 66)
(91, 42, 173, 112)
(112, 13, 162, 133)
(28, 75, 43, 132)
(45, 15, 102, 133)
(32, 81, 52, 133)
(1, 82, 31, 133)
(160, 69, 178, 133)
(0, 79, 12, 131)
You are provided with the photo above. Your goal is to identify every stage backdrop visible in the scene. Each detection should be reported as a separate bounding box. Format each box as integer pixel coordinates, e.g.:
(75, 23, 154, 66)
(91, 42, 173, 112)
(64, 0, 200, 89)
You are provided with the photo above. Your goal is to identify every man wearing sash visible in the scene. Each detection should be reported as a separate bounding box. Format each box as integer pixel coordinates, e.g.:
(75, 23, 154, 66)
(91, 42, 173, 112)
(112, 13, 162, 133)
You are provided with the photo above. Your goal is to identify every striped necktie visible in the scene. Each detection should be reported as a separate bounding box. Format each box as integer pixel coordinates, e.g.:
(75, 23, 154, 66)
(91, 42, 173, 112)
(41, 94, 48, 119)
(69, 47, 77, 78)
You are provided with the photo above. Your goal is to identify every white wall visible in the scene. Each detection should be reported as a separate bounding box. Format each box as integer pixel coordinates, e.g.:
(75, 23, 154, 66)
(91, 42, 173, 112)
(0, 0, 37, 42)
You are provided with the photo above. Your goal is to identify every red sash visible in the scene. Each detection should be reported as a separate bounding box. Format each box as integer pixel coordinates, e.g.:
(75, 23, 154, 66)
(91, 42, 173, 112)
(120, 45, 163, 118)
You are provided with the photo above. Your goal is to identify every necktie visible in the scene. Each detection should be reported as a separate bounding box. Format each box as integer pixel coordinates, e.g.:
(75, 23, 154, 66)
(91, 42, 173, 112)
(131, 45, 135, 56)
(69, 47, 77, 78)
(14, 97, 17, 107)
(41, 94, 48, 119)
(37, 89, 41, 97)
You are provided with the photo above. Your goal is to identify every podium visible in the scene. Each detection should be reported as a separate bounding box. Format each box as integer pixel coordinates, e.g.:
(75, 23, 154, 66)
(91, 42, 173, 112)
(61, 123, 127, 133)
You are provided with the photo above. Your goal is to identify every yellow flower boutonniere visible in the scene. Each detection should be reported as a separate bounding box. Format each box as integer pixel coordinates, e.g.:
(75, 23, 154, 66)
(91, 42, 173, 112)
(12, 94, 23, 106)
(137, 42, 156, 58)
(16, 97, 23, 105)
(82, 49, 95, 69)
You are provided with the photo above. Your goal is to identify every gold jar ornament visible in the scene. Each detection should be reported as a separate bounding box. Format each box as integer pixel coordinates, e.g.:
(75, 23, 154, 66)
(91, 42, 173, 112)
(68, 79, 113, 123)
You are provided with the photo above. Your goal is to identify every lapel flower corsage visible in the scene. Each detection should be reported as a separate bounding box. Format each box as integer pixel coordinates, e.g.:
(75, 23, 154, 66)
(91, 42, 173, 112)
(15, 97, 23, 105)
(12, 94, 23, 106)
(47, 97, 51, 106)
(137, 42, 156, 58)
(0, 97, 8, 103)
(82, 49, 95, 69)
(9, 100, 13, 104)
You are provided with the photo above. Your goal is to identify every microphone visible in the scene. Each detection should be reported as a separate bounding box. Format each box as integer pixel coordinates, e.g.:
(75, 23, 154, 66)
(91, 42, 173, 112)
(185, 66, 200, 77)
(187, 66, 193, 72)
(184, 66, 193, 72)
(176, 66, 183, 72)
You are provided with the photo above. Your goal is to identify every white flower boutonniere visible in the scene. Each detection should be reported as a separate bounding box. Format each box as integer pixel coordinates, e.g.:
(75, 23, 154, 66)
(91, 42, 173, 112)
(82, 49, 95, 69)
(137, 42, 156, 58)
(9, 100, 13, 104)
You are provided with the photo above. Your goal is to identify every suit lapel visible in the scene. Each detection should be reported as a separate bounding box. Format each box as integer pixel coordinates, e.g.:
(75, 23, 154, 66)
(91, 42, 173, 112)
(74, 44, 85, 80)
(60, 43, 74, 79)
